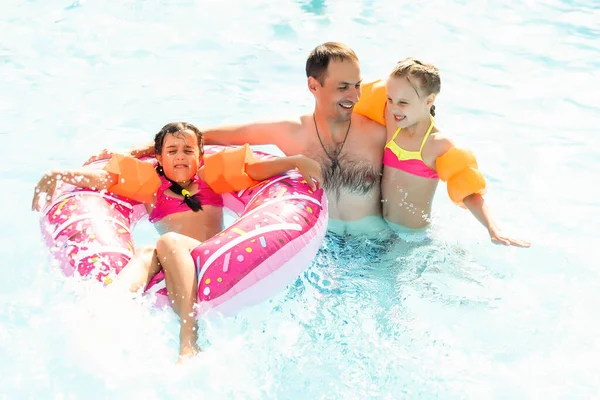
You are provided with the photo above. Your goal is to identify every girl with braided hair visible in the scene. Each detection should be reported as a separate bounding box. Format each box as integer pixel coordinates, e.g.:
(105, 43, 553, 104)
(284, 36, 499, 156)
(356, 58, 529, 247)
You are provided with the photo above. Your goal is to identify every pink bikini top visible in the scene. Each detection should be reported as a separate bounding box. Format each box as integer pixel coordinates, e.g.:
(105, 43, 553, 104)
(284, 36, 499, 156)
(148, 170, 223, 224)
(382, 116, 439, 179)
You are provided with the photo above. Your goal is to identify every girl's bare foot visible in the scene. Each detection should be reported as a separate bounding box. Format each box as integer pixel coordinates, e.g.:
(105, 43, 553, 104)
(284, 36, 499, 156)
(177, 343, 200, 364)
(177, 322, 200, 364)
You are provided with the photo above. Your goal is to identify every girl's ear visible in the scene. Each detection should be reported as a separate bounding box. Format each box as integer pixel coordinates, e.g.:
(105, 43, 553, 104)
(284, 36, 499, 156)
(156, 154, 163, 165)
(426, 93, 436, 108)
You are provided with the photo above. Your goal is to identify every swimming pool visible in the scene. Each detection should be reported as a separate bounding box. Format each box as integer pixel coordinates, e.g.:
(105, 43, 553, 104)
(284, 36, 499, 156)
(2, 0, 599, 398)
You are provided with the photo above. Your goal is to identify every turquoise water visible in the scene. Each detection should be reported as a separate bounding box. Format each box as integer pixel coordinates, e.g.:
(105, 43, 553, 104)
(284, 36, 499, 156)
(2, 0, 600, 398)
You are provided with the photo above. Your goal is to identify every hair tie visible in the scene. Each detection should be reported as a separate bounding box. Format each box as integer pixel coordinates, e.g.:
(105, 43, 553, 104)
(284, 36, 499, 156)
(155, 164, 202, 212)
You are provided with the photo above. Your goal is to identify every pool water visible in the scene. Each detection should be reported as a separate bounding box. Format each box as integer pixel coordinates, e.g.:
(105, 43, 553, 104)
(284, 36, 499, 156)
(2, 0, 599, 398)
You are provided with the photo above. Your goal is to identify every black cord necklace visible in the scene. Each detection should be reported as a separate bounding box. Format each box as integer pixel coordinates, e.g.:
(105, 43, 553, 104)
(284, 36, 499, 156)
(313, 113, 351, 173)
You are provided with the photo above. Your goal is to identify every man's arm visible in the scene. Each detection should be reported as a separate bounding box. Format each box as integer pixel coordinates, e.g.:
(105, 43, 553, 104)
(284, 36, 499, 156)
(85, 120, 300, 164)
(203, 120, 300, 156)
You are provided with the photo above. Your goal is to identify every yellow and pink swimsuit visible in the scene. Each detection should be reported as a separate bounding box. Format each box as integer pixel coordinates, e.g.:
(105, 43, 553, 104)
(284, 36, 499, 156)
(383, 117, 439, 179)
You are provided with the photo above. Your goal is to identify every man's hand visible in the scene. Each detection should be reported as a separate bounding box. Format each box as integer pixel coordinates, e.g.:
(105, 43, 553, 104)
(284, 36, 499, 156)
(84, 148, 125, 165)
(84, 141, 156, 165)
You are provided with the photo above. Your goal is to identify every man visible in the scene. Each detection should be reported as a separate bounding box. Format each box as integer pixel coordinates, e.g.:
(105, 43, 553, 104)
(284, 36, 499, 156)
(93, 42, 388, 236)
(202, 42, 387, 234)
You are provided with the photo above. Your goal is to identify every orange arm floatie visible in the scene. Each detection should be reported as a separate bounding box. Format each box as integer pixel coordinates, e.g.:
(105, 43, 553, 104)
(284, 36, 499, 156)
(435, 147, 487, 207)
(103, 154, 161, 203)
(353, 79, 387, 126)
(202, 144, 260, 194)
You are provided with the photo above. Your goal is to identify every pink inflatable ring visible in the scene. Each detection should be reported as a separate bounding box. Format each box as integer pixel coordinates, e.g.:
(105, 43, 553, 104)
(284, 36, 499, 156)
(39, 145, 328, 316)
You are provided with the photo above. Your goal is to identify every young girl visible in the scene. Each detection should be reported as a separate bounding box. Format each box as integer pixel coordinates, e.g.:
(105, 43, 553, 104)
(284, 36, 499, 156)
(359, 58, 529, 247)
(32, 121, 322, 359)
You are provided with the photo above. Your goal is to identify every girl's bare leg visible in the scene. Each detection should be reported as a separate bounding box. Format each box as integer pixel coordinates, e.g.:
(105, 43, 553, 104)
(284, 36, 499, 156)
(155, 232, 202, 361)
(111, 246, 161, 293)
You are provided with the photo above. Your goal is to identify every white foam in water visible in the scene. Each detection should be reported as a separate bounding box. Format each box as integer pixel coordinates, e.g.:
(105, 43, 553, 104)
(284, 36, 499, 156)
(2, 0, 600, 398)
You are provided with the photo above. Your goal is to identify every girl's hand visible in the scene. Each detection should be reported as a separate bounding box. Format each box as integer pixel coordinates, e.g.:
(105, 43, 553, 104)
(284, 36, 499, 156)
(488, 226, 531, 248)
(293, 155, 323, 191)
(32, 171, 59, 211)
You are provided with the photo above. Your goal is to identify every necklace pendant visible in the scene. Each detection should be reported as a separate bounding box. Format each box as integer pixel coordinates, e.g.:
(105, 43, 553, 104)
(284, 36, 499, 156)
(331, 159, 338, 172)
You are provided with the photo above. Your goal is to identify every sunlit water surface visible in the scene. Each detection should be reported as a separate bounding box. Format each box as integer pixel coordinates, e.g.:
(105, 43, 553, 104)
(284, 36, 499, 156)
(2, 0, 599, 398)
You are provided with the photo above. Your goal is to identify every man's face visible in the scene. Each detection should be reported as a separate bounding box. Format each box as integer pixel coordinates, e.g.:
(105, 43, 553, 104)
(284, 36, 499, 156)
(314, 60, 362, 122)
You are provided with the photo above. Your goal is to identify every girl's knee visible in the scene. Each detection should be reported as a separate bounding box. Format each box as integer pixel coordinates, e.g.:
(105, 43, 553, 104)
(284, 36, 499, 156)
(134, 245, 155, 257)
(156, 232, 185, 253)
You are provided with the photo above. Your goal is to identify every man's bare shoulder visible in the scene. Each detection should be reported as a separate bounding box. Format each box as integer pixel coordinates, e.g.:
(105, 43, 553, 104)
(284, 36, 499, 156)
(352, 113, 387, 143)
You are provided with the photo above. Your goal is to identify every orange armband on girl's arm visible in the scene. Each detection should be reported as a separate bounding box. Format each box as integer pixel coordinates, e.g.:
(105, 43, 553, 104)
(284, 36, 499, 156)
(435, 147, 487, 207)
(203, 144, 260, 194)
(103, 154, 161, 203)
(353, 79, 387, 126)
